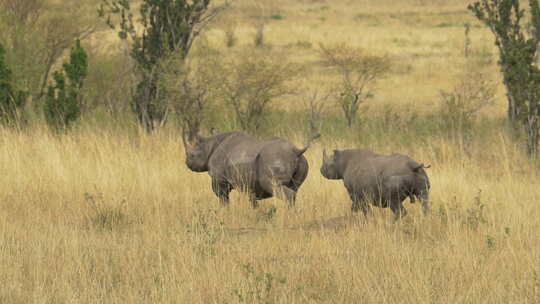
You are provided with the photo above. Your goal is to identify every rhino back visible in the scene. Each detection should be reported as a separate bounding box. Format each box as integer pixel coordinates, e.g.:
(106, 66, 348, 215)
(342, 152, 418, 196)
(255, 139, 302, 183)
(208, 132, 277, 188)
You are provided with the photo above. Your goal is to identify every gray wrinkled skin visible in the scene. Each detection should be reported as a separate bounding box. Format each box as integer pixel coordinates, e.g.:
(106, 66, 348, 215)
(184, 131, 319, 208)
(321, 149, 430, 220)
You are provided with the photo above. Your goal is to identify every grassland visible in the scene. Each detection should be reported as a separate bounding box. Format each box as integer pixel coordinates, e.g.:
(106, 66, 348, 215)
(1, 0, 540, 303)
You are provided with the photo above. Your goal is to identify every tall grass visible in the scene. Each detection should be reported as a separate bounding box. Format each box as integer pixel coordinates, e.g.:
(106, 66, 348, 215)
(0, 116, 538, 303)
(1, 0, 539, 302)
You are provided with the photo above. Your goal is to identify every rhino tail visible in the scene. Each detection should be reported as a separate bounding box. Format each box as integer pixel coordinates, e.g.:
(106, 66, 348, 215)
(294, 133, 321, 156)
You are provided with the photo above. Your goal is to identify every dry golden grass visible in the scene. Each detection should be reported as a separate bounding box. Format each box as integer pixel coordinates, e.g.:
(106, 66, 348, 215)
(202, 0, 507, 114)
(2, 0, 540, 303)
(1, 124, 539, 303)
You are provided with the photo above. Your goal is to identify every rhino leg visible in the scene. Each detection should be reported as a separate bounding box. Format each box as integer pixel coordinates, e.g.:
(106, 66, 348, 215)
(249, 194, 259, 209)
(274, 185, 297, 208)
(259, 178, 297, 207)
(419, 191, 430, 215)
(280, 187, 297, 208)
(421, 200, 429, 215)
(390, 201, 407, 221)
(349, 192, 370, 216)
(290, 156, 309, 192)
(351, 200, 371, 216)
(211, 178, 232, 206)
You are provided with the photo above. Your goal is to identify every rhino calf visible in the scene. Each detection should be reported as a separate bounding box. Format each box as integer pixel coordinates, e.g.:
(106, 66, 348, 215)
(320, 149, 430, 220)
(183, 130, 320, 208)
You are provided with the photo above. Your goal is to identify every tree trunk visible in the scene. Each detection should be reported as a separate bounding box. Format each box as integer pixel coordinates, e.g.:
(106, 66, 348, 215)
(346, 114, 354, 128)
(133, 72, 167, 133)
(525, 118, 539, 158)
(525, 103, 539, 158)
(507, 93, 520, 123)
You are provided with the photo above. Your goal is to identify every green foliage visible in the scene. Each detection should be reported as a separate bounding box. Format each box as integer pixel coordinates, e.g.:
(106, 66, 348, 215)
(0, 42, 27, 125)
(469, 0, 540, 156)
(270, 14, 284, 20)
(44, 39, 88, 131)
(99, 0, 226, 132)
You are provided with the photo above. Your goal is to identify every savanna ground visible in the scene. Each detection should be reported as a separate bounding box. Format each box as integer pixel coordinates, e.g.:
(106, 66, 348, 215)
(1, 0, 540, 302)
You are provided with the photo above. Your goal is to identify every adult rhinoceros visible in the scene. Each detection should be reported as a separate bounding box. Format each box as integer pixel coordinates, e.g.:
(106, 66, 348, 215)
(320, 149, 430, 220)
(183, 130, 320, 208)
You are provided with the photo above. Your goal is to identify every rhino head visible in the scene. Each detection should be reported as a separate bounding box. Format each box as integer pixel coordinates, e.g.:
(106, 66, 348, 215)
(182, 130, 213, 173)
(320, 150, 343, 180)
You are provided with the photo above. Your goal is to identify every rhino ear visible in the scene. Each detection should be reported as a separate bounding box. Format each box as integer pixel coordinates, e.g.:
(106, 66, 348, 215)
(412, 162, 431, 172)
(182, 139, 195, 154)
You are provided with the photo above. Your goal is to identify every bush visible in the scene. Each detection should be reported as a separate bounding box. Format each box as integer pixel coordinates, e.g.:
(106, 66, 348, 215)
(44, 40, 88, 131)
(159, 46, 221, 136)
(0, 42, 27, 126)
(99, 0, 228, 132)
(438, 70, 495, 138)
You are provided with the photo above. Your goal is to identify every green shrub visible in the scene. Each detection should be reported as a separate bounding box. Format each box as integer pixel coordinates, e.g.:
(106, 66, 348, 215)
(99, 0, 228, 132)
(469, 0, 540, 156)
(44, 39, 88, 131)
(270, 14, 284, 20)
(0, 42, 27, 126)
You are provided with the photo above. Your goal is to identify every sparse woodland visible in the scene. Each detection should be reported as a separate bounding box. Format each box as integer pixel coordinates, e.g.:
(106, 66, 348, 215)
(0, 0, 539, 303)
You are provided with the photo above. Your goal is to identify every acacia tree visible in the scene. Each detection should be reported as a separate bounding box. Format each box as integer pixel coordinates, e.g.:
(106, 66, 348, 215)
(218, 50, 299, 132)
(99, 0, 228, 132)
(469, 0, 540, 156)
(319, 44, 390, 128)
